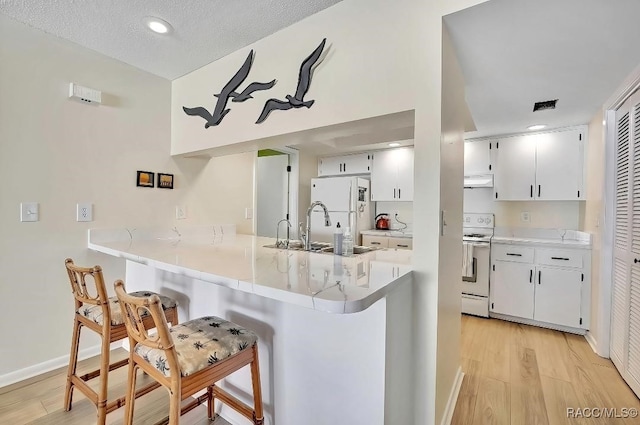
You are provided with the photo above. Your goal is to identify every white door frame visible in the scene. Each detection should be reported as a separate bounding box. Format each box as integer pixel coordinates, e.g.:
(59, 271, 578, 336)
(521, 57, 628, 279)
(599, 64, 640, 357)
(252, 147, 300, 239)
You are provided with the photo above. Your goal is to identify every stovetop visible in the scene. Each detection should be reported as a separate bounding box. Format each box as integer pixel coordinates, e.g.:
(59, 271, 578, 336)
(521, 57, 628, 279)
(463, 213, 494, 243)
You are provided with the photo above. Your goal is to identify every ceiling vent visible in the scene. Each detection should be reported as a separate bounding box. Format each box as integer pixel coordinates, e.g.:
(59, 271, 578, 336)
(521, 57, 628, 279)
(533, 99, 558, 112)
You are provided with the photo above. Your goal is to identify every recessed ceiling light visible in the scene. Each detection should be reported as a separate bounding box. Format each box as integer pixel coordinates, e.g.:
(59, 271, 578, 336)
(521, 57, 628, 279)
(388, 142, 401, 147)
(144, 17, 173, 34)
(527, 124, 546, 131)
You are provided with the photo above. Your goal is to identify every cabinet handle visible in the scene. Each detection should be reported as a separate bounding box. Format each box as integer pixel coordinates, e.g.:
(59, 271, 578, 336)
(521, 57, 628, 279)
(371, 242, 381, 245)
(340, 163, 343, 172)
(506, 253, 522, 257)
(394, 188, 396, 199)
(538, 270, 541, 285)
(397, 244, 409, 248)
(344, 163, 347, 172)
(635, 258, 639, 263)
(530, 185, 533, 198)
(551, 257, 570, 261)
(538, 185, 541, 197)
(398, 188, 401, 198)
(529, 269, 533, 283)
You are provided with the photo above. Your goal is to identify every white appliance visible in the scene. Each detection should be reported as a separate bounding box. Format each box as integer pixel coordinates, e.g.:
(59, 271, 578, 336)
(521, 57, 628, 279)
(461, 213, 494, 317)
(310, 177, 372, 244)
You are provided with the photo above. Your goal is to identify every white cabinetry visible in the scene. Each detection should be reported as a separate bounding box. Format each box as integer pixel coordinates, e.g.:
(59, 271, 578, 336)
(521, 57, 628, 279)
(490, 241, 590, 331)
(371, 148, 414, 201)
(362, 235, 412, 250)
(318, 152, 371, 176)
(464, 139, 494, 175)
(493, 127, 585, 201)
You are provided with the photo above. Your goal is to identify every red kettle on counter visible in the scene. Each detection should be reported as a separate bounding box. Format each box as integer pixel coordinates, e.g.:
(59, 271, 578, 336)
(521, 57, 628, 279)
(375, 213, 390, 230)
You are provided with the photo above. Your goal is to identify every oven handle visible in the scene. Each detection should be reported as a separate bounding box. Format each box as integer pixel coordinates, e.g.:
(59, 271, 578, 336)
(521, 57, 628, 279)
(506, 253, 522, 257)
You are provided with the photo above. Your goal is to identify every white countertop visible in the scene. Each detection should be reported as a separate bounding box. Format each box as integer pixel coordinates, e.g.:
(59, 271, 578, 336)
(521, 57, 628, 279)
(361, 229, 413, 238)
(491, 227, 591, 249)
(88, 229, 413, 314)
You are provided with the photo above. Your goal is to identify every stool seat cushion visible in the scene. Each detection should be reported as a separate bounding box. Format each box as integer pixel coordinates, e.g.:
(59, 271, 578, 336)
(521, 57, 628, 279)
(134, 316, 257, 377)
(78, 291, 177, 326)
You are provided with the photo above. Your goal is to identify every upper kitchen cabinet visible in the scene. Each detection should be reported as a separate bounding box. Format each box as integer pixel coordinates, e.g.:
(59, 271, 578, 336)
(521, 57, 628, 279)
(371, 147, 414, 201)
(318, 153, 371, 177)
(493, 127, 585, 201)
(464, 139, 495, 175)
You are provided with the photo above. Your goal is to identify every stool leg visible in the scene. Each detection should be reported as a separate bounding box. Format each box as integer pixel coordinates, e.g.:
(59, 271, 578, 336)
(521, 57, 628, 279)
(96, 330, 111, 425)
(124, 362, 138, 425)
(169, 382, 181, 424)
(207, 385, 215, 419)
(250, 345, 264, 425)
(64, 317, 81, 411)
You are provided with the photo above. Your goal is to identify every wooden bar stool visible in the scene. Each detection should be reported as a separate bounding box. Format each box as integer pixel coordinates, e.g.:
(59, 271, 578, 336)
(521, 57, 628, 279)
(64, 258, 179, 424)
(114, 280, 264, 424)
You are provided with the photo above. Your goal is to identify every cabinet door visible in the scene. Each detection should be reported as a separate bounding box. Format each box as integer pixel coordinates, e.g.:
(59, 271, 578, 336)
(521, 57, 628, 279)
(494, 136, 536, 200)
(464, 140, 493, 175)
(396, 148, 414, 201)
(534, 266, 582, 328)
(318, 156, 345, 177)
(371, 150, 398, 201)
(342, 153, 371, 175)
(535, 129, 583, 200)
(490, 261, 534, 319)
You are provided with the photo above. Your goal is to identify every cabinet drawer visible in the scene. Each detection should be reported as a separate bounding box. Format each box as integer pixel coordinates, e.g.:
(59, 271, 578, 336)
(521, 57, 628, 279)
(536, 248, 583, 268)
(362, 235, 388, 248)
(388, 237, 412, 250)
(491, 244, 534, 263)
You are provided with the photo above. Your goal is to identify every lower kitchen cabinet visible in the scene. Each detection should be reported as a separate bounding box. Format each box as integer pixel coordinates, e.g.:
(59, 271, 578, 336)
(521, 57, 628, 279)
(491, 261, 534, 319)
(362, 234, 412, 250)
(490, 241, 590, 331)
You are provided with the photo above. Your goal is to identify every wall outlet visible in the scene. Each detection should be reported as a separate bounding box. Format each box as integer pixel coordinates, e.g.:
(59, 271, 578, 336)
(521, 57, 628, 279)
(245, 207, 253, 220)
(520, 211, 531, 223)
(176, 205, 187, 220)
(76, 203, 93, 222)
(20, 202, 39, 222)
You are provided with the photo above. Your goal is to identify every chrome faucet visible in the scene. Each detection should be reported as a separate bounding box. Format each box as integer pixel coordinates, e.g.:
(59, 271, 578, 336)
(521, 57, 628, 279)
(275, 219, 292, 248)
(305, 201, 332, 251)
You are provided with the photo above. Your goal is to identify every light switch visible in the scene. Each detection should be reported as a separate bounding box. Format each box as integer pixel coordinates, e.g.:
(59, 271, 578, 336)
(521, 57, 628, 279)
(77, 203, 93, 222)
(20, 202, 39, 222)
(245, 207, 253, 219)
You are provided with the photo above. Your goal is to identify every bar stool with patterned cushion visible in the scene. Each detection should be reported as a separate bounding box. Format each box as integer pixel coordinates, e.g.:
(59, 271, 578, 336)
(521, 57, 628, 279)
(64, 258, 179, 424)
(114, 279, 264, 424)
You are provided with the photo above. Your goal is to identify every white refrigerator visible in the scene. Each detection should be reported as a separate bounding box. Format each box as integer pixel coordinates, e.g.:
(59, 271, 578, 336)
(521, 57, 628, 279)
(309, 176, 372, 244)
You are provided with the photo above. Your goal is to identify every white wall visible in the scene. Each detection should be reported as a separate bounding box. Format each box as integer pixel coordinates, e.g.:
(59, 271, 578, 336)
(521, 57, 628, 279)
(375, 201, 414, 231)
(171, 0, 418, 155)
(0, 14, 206, 380)
(464, 189, 583, 229)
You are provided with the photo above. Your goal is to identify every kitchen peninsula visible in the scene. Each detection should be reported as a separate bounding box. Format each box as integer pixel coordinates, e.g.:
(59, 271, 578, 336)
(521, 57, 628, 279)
(88, 225, 414, 425)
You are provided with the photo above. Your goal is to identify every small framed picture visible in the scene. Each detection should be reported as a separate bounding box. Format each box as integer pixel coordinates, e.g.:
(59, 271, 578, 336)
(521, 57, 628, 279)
(136, 171, 155, 188)
(157, 173, 174, 189)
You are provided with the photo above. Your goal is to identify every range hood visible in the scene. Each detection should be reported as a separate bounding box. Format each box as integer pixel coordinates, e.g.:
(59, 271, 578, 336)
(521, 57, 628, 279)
(464, 174, 494, 188)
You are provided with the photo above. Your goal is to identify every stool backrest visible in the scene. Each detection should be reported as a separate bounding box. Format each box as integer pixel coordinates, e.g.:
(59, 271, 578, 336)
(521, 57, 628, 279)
(114, 280, 180, 375)
(65, 258, 109, 312)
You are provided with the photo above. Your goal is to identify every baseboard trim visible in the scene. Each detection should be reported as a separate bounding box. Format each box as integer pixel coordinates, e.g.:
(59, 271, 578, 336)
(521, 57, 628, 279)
(0, 342, 119, 390)
(585, 331, 603, 357)
(489, 313, 586, 335)
(440, 366, 464, 425)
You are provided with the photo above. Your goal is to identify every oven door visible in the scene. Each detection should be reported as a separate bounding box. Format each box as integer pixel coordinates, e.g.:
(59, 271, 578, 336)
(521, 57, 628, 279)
(461, 242, 490, 297)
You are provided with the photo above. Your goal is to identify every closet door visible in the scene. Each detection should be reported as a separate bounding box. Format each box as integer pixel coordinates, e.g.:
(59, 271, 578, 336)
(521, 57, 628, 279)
(611, 91, 640, 397)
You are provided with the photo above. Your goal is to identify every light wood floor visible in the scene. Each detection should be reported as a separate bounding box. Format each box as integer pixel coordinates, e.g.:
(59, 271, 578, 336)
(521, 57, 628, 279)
(2, 316, 639, 424)
(0, 349, 230, 424)
(452, 315, 640, 425)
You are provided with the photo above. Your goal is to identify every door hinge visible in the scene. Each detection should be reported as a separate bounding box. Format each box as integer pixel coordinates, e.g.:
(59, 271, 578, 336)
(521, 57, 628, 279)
(580, 317, 583, 325)
(492, 264, 495, 271)
(491, 302, 494, 310)
(581, 273, 584, 282)
(286, 165, 291, 172)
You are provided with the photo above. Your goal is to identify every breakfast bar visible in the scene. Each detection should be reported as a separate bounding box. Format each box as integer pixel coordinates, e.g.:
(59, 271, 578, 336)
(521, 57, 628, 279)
(89, 225, 414, 425)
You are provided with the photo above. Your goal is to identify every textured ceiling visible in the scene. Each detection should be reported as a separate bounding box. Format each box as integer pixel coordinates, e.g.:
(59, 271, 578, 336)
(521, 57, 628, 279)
(445, 0, 640, 138)
(0, 0, 343, 80)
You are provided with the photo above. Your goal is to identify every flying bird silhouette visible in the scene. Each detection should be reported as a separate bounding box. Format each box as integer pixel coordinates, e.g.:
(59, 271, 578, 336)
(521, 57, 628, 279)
(182, 50, 255, 128)
(256, 38, 327, 124)
(228, 80, 277, 102)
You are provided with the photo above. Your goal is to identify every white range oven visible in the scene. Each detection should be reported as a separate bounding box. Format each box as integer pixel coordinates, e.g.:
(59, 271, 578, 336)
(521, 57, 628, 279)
(461, 213, 494, 317)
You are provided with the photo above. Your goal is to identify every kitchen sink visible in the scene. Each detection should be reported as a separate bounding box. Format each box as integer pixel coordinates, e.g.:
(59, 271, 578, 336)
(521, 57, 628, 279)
(263, 241, 377, 256)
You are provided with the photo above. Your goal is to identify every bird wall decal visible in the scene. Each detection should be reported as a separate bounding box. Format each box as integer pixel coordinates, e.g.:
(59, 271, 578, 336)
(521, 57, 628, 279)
(255, 38, 327, 124)
(182, 50, 277, 128)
